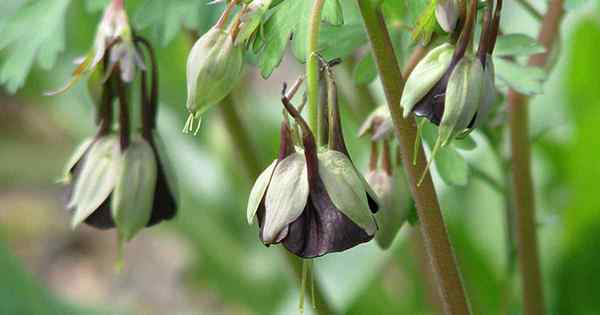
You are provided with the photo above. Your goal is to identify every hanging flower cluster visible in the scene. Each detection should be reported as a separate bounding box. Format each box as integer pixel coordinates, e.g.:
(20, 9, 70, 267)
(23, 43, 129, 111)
(401, 0, 502, 148)
(56, 1, 177, 245)
(247, 62, 380, 258)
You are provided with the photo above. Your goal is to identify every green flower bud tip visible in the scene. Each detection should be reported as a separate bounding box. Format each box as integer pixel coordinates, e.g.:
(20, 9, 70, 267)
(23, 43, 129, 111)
(47, 0, 142, 95)
(184, 27, 244, 135)
(435, 0, 460, 33)
(400, 43, 455, 118)
(235, 0, 272, 45)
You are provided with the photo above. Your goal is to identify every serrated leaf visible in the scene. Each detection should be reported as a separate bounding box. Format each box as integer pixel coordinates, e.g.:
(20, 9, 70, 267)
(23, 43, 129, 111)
(353, 52, 377, 85)
(319, 24, 366, 60)
(0, 0, 71, 93)
(494, 56, 546, 95)
(257, 0, 344, 78)
(112, 138, 157, 241)
(494, 34, 546, 57)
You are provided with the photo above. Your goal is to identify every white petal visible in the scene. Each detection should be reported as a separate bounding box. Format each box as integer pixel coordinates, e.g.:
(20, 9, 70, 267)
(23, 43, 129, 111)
(246, 160, 277, 224)
(262, 153, 309, 243)
(318, 150, 377, 235)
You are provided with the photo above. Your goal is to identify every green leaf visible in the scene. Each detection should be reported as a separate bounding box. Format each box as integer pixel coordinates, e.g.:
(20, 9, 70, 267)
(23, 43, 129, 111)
(319, 24, 367, 60)
(353, 52, 377, 85)
(452, 134, 477, 151)
(411, 0, 437, 44)
(0, 0, 71, 93)
(111, 138, 157, 241)
(493, 56, 546, 95)
(134, 0, 210, 46)
(257, 0, 344, 78)
(494, 34, 546, 57)
(435, 144, 469, 186)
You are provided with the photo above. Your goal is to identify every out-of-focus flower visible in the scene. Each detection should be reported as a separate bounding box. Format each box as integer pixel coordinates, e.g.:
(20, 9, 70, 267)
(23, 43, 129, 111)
(49, 0, 144, 95)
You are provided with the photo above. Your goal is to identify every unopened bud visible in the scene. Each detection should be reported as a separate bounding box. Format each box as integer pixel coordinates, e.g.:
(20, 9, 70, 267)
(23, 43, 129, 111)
(185, 27, 244, 128)
(435, 0, 460, 33)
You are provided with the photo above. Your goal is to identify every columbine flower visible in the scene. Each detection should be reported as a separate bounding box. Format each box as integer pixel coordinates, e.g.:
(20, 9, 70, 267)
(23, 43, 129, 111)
(246, 84, 378, 258)
(400, 0, 501, 145)
(49, 0, 143, 95)
(62, 36, 176, 239)
(183, 1, 245, 134)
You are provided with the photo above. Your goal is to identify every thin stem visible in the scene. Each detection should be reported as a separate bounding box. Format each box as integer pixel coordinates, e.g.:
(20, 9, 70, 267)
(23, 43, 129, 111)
(507, 0, 563, 314)
(356, 1, 470, 314)
(306, 0, 326, 135)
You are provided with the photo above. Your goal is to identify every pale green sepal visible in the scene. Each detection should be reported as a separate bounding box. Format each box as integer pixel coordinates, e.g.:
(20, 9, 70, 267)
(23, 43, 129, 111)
(153, 132, 180, 205)
(400, 43, 454, 117)
(111, 138, 157, 242)
(438, 56, 483, 147)
(472, 57, 497, 129)
(263, 153, 309, 243)
(318, 150, 377, 235)
(69, 136, 120, 228)
(59, 137, 94, 184)
(247, 159, 277, 224)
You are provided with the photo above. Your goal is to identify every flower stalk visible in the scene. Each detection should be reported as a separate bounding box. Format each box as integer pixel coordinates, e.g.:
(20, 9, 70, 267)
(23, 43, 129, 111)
(356, 1, 470, 314)
(306, 0, 326, 134)
(508, 0, 564, 314)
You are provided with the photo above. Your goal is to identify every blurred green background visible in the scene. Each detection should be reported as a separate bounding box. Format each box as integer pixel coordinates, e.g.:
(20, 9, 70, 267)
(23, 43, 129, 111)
(1, 0, 600, 314)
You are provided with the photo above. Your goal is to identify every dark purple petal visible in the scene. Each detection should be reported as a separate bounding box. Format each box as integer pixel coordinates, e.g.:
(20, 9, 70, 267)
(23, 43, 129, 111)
(146, 154, 177, 226)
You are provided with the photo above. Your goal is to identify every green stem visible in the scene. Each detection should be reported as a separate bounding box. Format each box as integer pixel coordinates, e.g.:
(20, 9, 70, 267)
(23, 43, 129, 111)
(507, 1, 563, 314)
(356, 1, 470, 314)
(306, 0, 326, 135)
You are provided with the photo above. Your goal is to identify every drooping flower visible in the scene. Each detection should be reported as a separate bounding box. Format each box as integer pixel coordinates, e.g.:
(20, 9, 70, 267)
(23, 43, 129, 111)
(62, 36, 176, 239)
(401, 0, 502, 145)
(246, 81, 379, 258)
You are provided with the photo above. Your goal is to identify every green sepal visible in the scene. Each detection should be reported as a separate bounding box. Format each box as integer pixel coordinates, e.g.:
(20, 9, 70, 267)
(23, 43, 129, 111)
(246, 159, 277, 224)
(111, 138, 157, 242)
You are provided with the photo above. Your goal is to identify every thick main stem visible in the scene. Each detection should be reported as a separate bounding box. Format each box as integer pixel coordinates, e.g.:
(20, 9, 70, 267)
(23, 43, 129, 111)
(306, 0, 326, 134)
(218, 96, 334, 315)
(507, 0, 563, 314)
(356, 1, 470, 314)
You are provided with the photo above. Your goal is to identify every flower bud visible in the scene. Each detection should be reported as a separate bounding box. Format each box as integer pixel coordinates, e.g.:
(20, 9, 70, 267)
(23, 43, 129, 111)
(400, 43, 455, 117)
(111, 137, 157, 241)
(435, 0, 460, 33)
(358, 105, 393, 141)
(185, 27, 244, 126)
(235, 0, 272, 45)
(438, 55, 483, 146)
